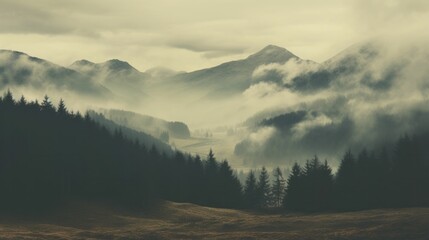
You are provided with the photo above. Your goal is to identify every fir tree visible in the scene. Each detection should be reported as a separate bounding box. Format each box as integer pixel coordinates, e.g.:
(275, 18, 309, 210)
(41, 95, 55, 112)
(244, 171, 258, 208)
(272, 167, 285, 207)
(257, 166, 272, 208)
(57, 99, 67, 115)
(283, 163, 302, 210)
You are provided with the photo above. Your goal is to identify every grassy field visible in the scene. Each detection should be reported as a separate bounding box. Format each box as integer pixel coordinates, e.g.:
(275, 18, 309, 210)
(0, 201, 428, 240)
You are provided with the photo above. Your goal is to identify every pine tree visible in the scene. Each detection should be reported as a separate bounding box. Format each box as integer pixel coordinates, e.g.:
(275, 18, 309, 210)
(335, 150, 357, 209)
(18, 95, 27, 107)
(257, 166, 271, 208)
(272, 167, 285, 207)
(57, 99, 67, 115)
(218, 160, 243, 208)
(41, 95, 55, 112)
(206, 148, 217, 171)
(244, 171, 258, 208)
(283, 163, 302, 210)
(2, 90, 14, 106)
(318, 160, 334, 210)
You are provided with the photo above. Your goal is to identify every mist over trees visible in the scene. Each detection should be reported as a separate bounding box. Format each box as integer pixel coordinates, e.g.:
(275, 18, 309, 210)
(1, 90, 428, 214)
(0, 91, 242, 213)
(281, 140, 429, 211)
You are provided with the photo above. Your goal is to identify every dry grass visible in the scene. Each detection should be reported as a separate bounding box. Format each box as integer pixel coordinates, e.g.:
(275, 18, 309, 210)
(0, 201, 428, 239)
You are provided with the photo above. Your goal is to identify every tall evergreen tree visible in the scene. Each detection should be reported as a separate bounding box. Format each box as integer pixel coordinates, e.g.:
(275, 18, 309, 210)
(257, 166, 272, 208)
(283, 163, 302, 210)
(18, 95, 27, 107)
(335, 150, 358, 210)
(41, 95, 55, 112)
(2, 90, 14, 106)
(218, 160, 243, 208)
(57, 99, 67, 115)
(244, 171, 258, 208)
(272, 167, 285, 207)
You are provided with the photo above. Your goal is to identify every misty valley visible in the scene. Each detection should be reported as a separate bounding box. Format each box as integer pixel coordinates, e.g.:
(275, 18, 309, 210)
(1, 18, 429, 240)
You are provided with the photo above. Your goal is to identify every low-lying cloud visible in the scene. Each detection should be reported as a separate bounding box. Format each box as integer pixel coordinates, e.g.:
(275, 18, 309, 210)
(235, 34, 429, 167)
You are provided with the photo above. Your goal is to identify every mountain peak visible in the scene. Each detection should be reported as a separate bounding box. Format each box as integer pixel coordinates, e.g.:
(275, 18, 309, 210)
(103, 59, 137, 71)
(71, 59, 95, 67)
(247, 45, 298, 62)
(261, 44, 287, 52)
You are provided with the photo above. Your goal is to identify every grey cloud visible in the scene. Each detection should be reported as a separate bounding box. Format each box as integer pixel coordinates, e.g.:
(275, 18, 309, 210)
(235, 35, 429, 167)
(166, 37, 247, 58)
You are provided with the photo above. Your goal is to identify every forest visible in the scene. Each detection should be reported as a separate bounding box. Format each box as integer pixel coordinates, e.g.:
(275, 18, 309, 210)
(0, 90, 428, 213)
(0, 91, 242, 213)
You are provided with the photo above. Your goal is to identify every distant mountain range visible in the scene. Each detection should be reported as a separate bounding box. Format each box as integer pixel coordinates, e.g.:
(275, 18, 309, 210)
(164, 45, 299, 98)
(0, 45, 303, 102)
(2, 41, 427, 166)
(70, 59, 150, 102)
(0, 50, 111, 99)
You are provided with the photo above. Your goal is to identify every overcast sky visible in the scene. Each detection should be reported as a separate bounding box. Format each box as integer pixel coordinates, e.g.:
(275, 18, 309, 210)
(0, 0, 428, 72)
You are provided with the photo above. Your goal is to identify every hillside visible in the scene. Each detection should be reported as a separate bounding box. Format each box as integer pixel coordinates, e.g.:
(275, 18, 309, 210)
(98, 108, 191, 139)
(87, 110, 174, 155)
(0, 201, 427, 240)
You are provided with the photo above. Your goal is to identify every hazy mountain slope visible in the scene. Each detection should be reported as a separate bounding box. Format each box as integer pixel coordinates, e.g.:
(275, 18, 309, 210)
(0, 50, 111, 99)
(287, 41, 404, 92)
(70, 59, 149, 103)
(87, 111, 174, 155)
(145, 66, 181, 80)
(166, 45, 299, 98)
(97, 109, 191, 140)
(235, 40, 429, 166)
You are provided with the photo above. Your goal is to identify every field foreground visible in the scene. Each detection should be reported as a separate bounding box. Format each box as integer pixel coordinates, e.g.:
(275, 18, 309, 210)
(0, 201, 428, 240)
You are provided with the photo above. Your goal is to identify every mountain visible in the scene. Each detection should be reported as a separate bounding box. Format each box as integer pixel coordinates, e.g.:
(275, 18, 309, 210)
(70, 59, 149, 102)
(0, 50, 111, 99)
(235, 40, 429, 166)
(287, 41, 401, 92)
(97, 109, 191, 140)
(164, 45, 299, 98)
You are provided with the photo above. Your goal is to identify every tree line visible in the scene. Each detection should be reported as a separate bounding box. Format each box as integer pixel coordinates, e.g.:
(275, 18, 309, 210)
(0, 91, 242, 213)
(1, 90, 428, 213)
(242, 139, 429, 211)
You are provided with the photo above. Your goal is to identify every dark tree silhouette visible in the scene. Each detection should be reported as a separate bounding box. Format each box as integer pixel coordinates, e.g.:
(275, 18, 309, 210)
(334, 150, 358, 210)
(57, 99, 67, 115)
(272, 167, 285, 208)
(283, 163, 302, 210)
(257, 166, 272, 208)
(0, 91, 245, 213)
(283, 156, 333, 211)
(41, 95, 55, 112)
(244, 171, 258, 208)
